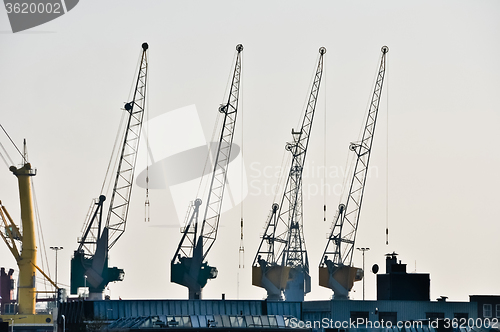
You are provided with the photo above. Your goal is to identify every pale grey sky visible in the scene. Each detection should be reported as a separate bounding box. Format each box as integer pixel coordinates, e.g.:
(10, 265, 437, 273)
(0, 1, 499, 302)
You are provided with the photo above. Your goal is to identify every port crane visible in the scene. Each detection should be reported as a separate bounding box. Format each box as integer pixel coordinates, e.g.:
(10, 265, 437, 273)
(70, 43, 149, 299)
(0, 136, 63, 327)
(0, 140, 58, 325)
(319, 46, 388, 299)
(252, 47, 326, 301)
(171, 44, 243, 300)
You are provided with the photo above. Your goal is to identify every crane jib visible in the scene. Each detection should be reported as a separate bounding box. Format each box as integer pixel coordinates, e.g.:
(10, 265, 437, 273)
(70, 43, 149, 297)
(252, 47, 326, 302)
(171, 44, 243, 300)
(320, 46, 389, 299)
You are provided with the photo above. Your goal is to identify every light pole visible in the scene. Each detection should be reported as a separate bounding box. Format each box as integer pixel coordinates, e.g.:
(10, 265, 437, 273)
(84, 275, 87, 299)
(50, 246, 63, 287)
(356, 247, 370, 300)
(61, 314, 66, 332)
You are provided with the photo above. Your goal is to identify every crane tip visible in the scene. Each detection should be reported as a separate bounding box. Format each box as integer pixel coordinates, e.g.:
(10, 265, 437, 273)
(236, 44, 244, 52)
(142, 42, 149, 51)
(319, 47, 326, 55)
(381, 45, 389, 53)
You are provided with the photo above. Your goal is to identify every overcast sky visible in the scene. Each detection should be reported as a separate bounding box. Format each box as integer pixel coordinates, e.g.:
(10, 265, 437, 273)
(1, 1, 499, 303)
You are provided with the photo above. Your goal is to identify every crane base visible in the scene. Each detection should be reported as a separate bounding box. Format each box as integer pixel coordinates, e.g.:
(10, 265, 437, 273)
(171, 259, 217, 299)
(319, 265, 362, 297)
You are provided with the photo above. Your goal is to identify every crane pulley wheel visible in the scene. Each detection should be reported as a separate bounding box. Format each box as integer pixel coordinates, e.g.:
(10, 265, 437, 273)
(381, 45, 389, 54)
(219, 104, 228, 113)
(285, 142, 294, 151)
(124, 102, 133, 111)
(319, 47, 327, 55)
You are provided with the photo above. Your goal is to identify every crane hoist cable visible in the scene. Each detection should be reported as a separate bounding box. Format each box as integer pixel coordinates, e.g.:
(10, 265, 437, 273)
(0, 123, 26, 164)
(0, 153, 9, 169)
(272, 149, 291, 204)
(31, 180, 52, 290)
(144, 145, 150, 223)
(19, 142, 52, 291)
(70, 42, 149, 298)
(385, 52, 390, 246)
(144, 119, 150, 222)
(323, 58, 328, 222)
(195, 52, 238, 202)
(171, 44, 244, 300)
(239, 53, 245, 270)
(100, 111, 127, 196)
(101, 46, 147, 199)
(127, 47, 146, 108)
(0, 139, 15, 167)
(252, 47, 326, 302)
(197, 113, 221, 201)
(144, 46, 152, 223)
(319, 45, 389, 299)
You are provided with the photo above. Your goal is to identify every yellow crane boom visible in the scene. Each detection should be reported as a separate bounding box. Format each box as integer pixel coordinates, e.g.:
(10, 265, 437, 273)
(0, 162, 54, 327)
(9, 163, 37, 315)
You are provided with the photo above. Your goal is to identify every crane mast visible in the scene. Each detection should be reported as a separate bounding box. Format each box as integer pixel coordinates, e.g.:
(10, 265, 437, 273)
(320, 46, 388, 299)
(70, 42, 149, 299)
(1, 158, 59, 325)
(171, 44, 243, 300)
(2, 163, 37, 315)
(106, 42, 149, 250)
(253, 47, 326, 301)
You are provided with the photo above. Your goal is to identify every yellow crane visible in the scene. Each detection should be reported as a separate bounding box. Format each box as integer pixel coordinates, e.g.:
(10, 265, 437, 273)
(0, 160, 56, 327)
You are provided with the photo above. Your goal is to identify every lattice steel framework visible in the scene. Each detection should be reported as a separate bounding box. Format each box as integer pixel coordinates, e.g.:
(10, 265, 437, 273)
(322, 46, 388, 268)
(254, 47, 326, 276)
(106, 43, 148, 250)
(172, 44, 243, 270)
(199, 44, 243, 260)
(78, 43, 148, 257)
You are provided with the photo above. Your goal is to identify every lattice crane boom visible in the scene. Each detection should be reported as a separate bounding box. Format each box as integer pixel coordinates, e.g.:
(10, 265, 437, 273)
(106, 45, 148, 250)
(320, 46, 388, 299)
(71, 43, 149, 298)
(253, 47, 326, 301)
(171, 44, 243, 300)
(199, 46, 243, 260)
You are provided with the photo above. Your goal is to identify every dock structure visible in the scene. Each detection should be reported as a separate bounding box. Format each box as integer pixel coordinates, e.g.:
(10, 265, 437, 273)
(58, 298, 478, 331)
